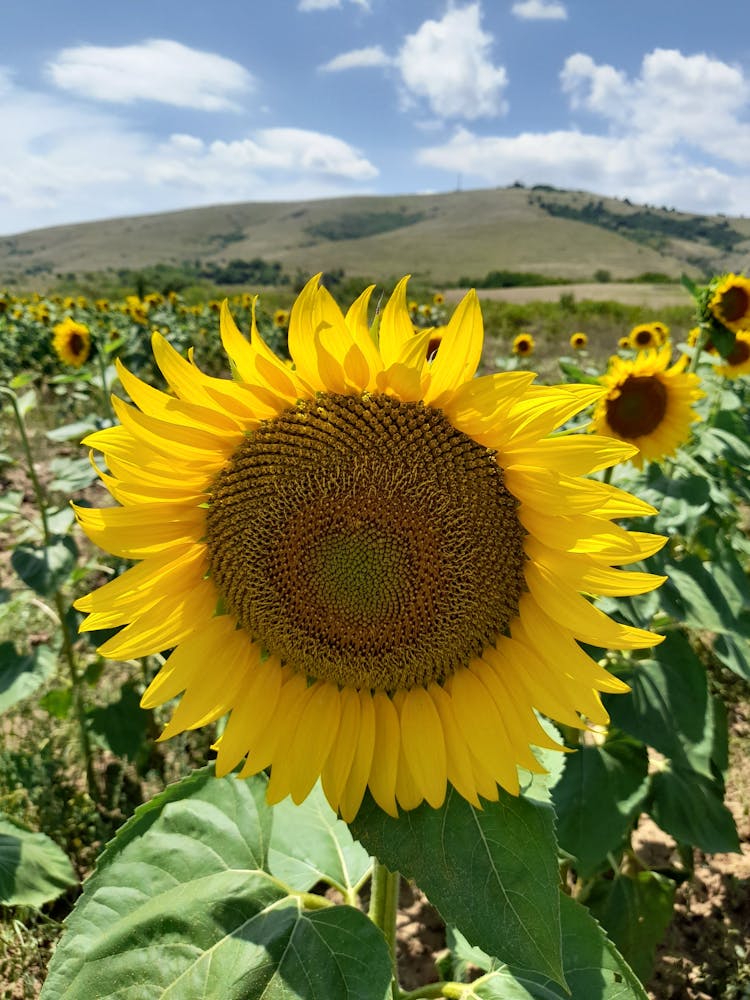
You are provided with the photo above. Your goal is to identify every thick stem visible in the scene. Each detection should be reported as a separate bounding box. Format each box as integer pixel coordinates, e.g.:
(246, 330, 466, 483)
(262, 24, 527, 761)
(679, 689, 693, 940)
(94, 349, 116, 424)
(369, 861, 400, 997)
(2, 386, 98, 802)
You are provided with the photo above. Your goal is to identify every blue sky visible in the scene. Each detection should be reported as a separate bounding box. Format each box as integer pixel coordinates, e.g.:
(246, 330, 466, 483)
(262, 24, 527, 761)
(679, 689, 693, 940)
(1, 0, 749, 235)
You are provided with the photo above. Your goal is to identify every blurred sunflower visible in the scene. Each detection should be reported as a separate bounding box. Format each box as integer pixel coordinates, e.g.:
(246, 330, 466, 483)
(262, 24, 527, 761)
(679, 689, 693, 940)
(273, 308, 290, 329)
(75, 276, 665, 820)
(513, 332, 535, 356)
(570, 332, 588, 350)
(433, 292, 445, 306)
(52, 318, 91, 368)
(593, 346, 703, 467)
(709, 273, 750, 333)
(618, 336, 630, 351)
(715, 331, 750, 377)
(651, 321, 669, 341)
(628, 324, 660, 350)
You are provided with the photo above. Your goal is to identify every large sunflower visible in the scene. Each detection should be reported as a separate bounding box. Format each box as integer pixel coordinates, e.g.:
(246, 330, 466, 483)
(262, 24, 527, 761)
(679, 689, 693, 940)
(74, 276, 665, 820)
(53, 318, 91, 367)
(709, 273, 750, 333)
(593, 345, 703, 467)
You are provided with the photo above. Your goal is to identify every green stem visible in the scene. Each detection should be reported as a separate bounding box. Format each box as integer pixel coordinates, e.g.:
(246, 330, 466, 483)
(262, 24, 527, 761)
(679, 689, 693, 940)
(94, 347, 116, 424)
(687, 325, 709, 374)
(2, 387, 51, 544)
(369, 861, 401, 997)
(399, 983, 466, 1000)
(2, 385, 99, 803)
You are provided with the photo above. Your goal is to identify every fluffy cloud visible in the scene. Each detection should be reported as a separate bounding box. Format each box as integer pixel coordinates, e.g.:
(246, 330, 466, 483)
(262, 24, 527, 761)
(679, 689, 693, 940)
(562, 48, 750, 164)
(417, 127, 750, 214)
(417, 47, 750, 215)
(298, 0, 370, 11)
(0, 75, 378, 235)
(511, 1, 567, 20)
(46, 39, 254, 111)
(319, 46, 392, 72)
(395, 4, 507, 119)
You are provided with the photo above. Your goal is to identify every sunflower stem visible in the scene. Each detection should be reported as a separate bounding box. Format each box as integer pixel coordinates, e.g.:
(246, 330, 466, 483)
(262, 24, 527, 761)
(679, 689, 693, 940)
(94, 346, 116, 424)
(369, 860, 400, 996)
(2, 385, 99, 804)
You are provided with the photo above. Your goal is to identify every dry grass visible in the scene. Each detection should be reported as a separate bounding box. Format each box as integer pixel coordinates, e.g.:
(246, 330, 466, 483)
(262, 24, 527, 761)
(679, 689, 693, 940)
(3, 186, 749, 288)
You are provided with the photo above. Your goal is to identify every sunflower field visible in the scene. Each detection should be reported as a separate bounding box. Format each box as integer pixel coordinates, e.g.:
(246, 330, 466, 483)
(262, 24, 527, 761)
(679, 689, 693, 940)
(0, 273, 749, 1000)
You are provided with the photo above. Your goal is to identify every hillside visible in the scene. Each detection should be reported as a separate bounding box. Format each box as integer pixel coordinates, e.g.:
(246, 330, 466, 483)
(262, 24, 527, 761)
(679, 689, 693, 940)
(2, 185, 749, 288)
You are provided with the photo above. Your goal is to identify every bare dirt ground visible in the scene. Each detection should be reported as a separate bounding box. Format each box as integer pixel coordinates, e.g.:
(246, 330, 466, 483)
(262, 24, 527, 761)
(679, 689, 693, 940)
(445, 283, 690, 308)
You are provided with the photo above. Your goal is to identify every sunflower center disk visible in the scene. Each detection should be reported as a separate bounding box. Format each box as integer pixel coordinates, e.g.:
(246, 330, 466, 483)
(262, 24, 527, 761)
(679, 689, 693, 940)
(606, 375, 668, 438)
(720, 286, 749, 323)
(206, 392, 527, 691)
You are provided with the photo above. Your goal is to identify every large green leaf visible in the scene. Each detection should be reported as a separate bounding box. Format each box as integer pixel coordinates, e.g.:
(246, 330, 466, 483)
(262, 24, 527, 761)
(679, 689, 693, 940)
(42, 770, 391, 1000)
(11, 536, 78, 597)
(0, 642, 57, 713)
(649, 767, 739, 853)
(88, 682, 149, 761)
(586, 871, 675, 984)
(0, 814, 77, 907)
(350, 788, 564, 986)
(268, 781, 371, 894)
(552, 738, 649, 876)
(452, 893, 648, 999)
(606, 633, 714, 776)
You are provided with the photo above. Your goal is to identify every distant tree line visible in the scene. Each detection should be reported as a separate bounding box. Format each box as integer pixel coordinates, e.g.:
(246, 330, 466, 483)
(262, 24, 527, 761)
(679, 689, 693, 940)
(533, 197, 744, 254)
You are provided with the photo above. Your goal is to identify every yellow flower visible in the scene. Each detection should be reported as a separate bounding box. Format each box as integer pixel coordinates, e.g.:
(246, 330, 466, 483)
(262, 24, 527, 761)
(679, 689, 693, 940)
(273, 308, 290, 329)
(593, 346, 703, 467)
(74, 276, 665, 821)
(651, 321, 669, 341)
(570, 332, 588, 350)
(628, 324, 659, 350)
(433, 292, 445, 306)
(513, 333, 535, 356)
(52, 318, 91, 367)
(709, 273, 750, 332)
(715, 331, 750, 377)
(618, 336, 631, 350)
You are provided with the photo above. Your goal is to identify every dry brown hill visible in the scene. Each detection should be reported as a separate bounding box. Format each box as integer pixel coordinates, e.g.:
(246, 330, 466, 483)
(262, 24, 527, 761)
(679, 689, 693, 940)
(2, 185, 749, 288)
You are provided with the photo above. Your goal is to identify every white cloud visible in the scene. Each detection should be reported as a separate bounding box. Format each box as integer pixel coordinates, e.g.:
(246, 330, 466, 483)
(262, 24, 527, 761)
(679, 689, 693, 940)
(46, 39, 254, 112)
(0, 75, 378, 235)
(512, 1, 567, 20)
(319, 46, 392, 72)
(417, 46, 750, 215)
(395, 4, 507, 119)
(298, 0, 370, 11)
(561, 48, 750, 164)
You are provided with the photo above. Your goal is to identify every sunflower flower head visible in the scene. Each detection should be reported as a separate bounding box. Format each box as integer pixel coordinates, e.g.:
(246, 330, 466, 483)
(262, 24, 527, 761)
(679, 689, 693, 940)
(512, 332, 535, 356)
(74, 276, 666, 821)
(273, 308, 290, 329)
(570, 332, 588, 350)
(628, 323, 660, 351)
(708, 273, 750, 333)
(715, 330, 750, 378)
(618, 335, 631, 351)
(52, 317, 91, 368)
(593, 345, 704, 468)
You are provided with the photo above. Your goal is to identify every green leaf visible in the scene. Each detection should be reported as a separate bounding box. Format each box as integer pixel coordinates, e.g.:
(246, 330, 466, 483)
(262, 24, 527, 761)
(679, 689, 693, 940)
(42, 769, 392, 1000)
(649, 767, 739, 853)
(11, 536, 78, 596)
(586, 871, 675, 983)
(0, 489, 23, 521)
(657, 554, 749, 645)
(268, 781, 371, 894)
(0, 642, 57, 713)
(552, 738, 649, 877)
(0, 814, 77, 907)
(453, 894, 648, 999)
(606, 633, 713, 776)
(88, 683, 149, 761)
(558, 360, 601, 385)
(48, 456, 98, 493)
(45, 419, 99, 443)
(39, 686, 73, 719)
(350, 788, 565, 986)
